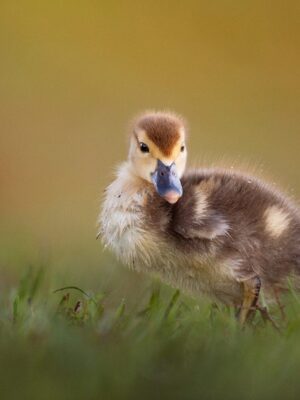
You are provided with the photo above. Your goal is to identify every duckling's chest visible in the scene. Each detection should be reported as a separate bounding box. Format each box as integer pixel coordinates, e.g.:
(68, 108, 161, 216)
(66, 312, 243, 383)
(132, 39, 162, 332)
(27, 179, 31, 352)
(100, 181, 160, 268)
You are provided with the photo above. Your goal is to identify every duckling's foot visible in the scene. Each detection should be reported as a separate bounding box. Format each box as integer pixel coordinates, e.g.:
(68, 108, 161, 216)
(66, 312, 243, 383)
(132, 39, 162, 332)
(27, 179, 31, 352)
(273, 288, 286, 321)
(237, 276, 261, 325)
(257, 305, 281, 332)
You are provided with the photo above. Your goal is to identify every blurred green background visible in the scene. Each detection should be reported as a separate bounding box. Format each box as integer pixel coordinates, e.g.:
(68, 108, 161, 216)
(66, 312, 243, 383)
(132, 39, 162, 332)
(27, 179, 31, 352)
(0, 2, 300, 399)
(1, 0, 299, 274)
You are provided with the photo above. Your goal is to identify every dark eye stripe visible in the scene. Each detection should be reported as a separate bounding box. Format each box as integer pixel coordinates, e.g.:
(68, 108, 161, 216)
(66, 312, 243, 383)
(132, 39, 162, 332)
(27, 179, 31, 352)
(140, 142, 149, 153)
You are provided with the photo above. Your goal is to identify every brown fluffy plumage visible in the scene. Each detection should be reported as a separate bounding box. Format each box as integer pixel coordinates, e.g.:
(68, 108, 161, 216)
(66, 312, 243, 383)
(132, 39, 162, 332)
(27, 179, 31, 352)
(100, 111, 300, 323)
(148, 169, 300, 285)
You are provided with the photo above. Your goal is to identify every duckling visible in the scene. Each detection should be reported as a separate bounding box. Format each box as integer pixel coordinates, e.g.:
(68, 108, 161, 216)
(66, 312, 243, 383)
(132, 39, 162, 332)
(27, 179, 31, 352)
(99, 111, 300, 323)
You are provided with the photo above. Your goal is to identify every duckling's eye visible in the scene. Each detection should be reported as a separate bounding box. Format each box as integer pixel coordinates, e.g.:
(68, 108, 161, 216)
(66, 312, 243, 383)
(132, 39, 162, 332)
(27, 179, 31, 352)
(140, 142, 149, 153)
(181, 145, 185, 152)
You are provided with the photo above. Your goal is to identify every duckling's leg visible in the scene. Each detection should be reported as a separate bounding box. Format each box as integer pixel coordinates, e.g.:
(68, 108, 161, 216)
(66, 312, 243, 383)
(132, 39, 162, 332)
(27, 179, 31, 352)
(238, 276, 261, 325)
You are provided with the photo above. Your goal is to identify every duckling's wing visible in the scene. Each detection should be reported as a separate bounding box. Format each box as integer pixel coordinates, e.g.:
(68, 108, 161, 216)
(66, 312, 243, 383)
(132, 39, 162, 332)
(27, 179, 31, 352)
(172, 211, 230, 240)
(171, 173, 230, 240)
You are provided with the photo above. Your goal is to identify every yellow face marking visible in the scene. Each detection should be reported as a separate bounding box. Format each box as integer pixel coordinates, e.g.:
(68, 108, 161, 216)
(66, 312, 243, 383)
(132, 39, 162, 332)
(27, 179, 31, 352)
(264, 206, 290, 238)
(136, 129, 184, 164)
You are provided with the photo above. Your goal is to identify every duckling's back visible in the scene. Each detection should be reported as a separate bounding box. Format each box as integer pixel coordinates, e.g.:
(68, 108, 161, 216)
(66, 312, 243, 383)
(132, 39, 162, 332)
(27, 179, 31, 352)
(147, 168, 300, 293)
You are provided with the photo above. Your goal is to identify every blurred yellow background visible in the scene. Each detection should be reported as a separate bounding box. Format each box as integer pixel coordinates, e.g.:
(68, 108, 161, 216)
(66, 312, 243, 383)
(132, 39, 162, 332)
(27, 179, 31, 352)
(0, 1, 299, 273)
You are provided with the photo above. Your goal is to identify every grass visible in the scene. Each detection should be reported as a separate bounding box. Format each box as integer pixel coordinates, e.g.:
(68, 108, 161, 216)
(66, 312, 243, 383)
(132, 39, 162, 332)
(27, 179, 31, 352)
(1, 263, 300, 400)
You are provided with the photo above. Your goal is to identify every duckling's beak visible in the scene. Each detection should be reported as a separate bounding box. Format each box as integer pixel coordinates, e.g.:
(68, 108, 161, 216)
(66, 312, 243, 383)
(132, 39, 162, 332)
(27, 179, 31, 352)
(151, 160, 183, 204)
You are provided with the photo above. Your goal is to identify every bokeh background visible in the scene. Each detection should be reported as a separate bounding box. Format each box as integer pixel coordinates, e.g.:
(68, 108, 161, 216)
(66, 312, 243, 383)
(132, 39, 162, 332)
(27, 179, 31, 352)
(1, 1, 299, 286)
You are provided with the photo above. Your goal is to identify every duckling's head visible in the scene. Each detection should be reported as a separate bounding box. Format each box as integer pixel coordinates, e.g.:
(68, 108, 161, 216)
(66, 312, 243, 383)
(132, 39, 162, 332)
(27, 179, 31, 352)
(129, 111, 187, 204)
